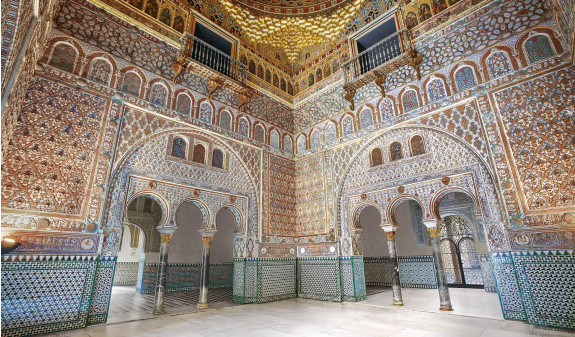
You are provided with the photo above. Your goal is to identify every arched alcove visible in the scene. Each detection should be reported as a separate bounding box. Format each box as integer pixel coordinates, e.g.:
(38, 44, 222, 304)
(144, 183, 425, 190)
(170, 202, 205, 263)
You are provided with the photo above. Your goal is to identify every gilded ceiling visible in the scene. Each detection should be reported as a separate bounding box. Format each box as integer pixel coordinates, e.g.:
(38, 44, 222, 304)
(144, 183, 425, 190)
(220, 0, 367, 66)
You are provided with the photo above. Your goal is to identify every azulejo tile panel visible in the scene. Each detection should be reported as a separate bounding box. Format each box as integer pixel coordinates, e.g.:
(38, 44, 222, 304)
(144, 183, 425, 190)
(478, 254, 497, 292)
(364, 256, 438, 289)
(298, 257, 342, 302)
(140, 262, 233, 294)
(113, 262, 139, 286)
(1, 256, 99, 337)
(88, 257, 116, 325)
(511, 250, 575, 329)
(258, 258, 297, 303)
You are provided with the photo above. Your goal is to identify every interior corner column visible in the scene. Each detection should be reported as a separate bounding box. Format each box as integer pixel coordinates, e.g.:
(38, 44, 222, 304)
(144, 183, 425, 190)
(424, 219, 453, 311)
(198, 230, 216, 309)
(382, 225, 403, 306)
(152, 228, 175, 315)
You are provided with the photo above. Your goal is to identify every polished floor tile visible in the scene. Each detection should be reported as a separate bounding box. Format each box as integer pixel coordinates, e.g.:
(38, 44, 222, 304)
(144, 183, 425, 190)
(41, 288, 574, 337)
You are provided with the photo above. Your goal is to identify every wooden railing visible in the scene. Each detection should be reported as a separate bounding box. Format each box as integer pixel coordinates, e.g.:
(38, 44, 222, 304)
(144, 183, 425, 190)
(342, 30, 408, 84)
(188, 34, 247, 84)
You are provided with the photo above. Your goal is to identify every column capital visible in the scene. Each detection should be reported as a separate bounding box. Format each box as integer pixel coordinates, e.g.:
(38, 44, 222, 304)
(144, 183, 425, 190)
(384, 231, 396, 241)
(427, 227, 440, 238)
(160, 233, 172, 243)
(201, 236, 213, 246)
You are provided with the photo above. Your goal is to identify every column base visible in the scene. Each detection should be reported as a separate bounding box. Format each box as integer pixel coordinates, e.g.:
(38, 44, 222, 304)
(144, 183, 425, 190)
(393, 301, 404, 306)
(151, 309, 165, 315)
(197, 303, 209, 309)
(439, 305, 454, 311)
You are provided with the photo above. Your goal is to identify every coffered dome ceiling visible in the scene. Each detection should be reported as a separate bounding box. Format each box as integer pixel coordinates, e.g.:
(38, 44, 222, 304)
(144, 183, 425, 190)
(221, 0, 367, 68)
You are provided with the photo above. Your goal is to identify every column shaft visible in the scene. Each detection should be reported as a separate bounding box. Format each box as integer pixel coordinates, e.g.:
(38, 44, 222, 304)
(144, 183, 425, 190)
(386, 231, 403, 306)
(197, 236, 212, 309)
(429, 227, 453, 311)
(152, 233, 171, 314)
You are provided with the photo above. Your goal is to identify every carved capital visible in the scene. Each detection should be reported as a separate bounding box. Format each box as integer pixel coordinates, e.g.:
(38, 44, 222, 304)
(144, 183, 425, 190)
(385, 231, 396, 241)
(427, 227, 440, 238)
(202, 236, 213, 246)
(160, 233, 172, 243)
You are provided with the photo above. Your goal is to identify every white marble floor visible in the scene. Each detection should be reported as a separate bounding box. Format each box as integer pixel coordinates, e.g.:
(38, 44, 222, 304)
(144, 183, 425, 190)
(42, 289, 575, 337)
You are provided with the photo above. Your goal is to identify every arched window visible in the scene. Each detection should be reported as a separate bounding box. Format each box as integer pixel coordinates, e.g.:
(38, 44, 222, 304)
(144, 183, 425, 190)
(270, 130, 280, 148)
(287, 82, 294, 95)
(427, 78, 447, 102)
(238, 117, 249, 137)
(410, 135, 425, 156)
(257, 65, 264, 78)
(212, 149, 224, 168)
(284, 135, 293, 153)
(88, 58, 112, 85)
(175, 93, 192, 115)
(150, 83, 168, 107)
(390, 141, 403, 161)
(332, 58, 340, 73)
(402, 90, 419, 113)
(324, 64, 332, 77)
(144, 0, 159, 17)
(273, 74, 279, 87)
(265, 69, 272, 83)
(370, 148, 383, 167)
(128, 0, 143, 9)
(342, 115, 354, 136)
(171, 137, 187, 158)
(281, 79, 287, 92)
(254, 124, 265, 143)
(198, 102, 213, 124)
(310, 129, 321, 148)
(454, 66, 477, 92)
(418, 3, 432, 22)
(316, 68, 323, 82)
(326, 121, 337, 141)
(433, 0, 448, 13)
(240, 55, 247, 66)
(524, 34, 554, 64)
(159, 8, 172, 26)
(380, 98, 395, 121)
(308, 74, 315, 87)
(359, 109, 374, 129)
(219, 110, 232, 130)
(297, 135, 306, 153)
(249, 60, 256, 74)
(193, 144, 206, 163)
(405, 12, 418, 30)
(173, 15, 185, 33)
(486, 51, 512, 79)
(121, 72, 142, 97)
(49, 43, 77, 73)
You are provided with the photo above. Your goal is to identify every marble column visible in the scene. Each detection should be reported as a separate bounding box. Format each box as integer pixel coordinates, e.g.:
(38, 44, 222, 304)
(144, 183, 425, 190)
(424, 220, 453, 311)
(382, 225, 403, 306)
(198, 231, 216, 309)
(152, 229, 175, 315)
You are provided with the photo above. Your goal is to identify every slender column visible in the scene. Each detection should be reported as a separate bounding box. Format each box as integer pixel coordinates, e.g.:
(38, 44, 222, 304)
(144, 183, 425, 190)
(424, 220, 453, 311)
(197, 231, 215, 309)
(152, 230, 174, 314)
(382, 225, 403, 306)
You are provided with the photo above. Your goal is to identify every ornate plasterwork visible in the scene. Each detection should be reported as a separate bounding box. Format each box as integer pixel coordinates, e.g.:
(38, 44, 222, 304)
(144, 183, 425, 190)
(335, 124, 509, 254)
